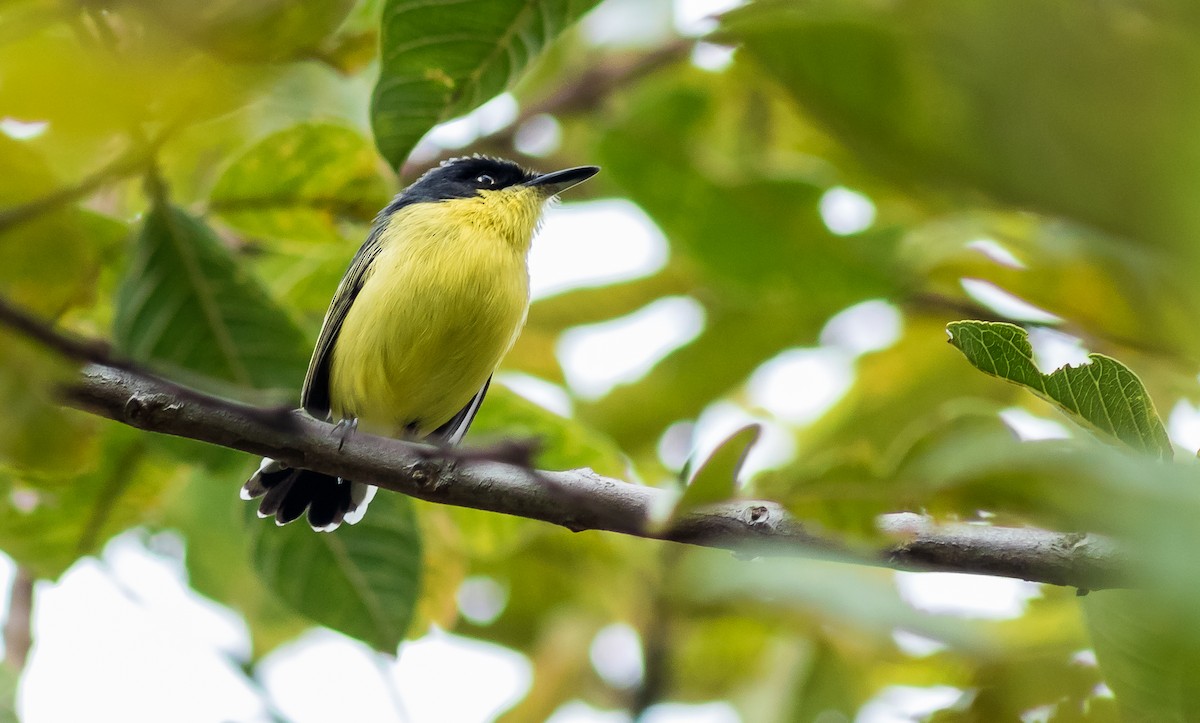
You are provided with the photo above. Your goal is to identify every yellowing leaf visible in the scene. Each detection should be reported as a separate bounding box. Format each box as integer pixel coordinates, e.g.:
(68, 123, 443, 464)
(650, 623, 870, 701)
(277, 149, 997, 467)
(210, 123, 393, 245)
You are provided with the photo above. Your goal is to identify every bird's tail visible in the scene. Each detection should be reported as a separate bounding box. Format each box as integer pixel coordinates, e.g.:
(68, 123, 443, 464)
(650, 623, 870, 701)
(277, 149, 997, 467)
(241, 458, 376, 532)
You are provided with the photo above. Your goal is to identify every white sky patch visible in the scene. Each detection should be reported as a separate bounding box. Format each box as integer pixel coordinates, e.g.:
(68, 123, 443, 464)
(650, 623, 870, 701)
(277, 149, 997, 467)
(0, 551, 13, 660)
(514, 114, 562, 157)
(819, 186, 876, 236)
(857, 685, 966, 723)
(550, 702, 740, 723)
(259, 631, 404, 723)
(546, 701, 631, 723)
(820, 299, 903, 356)
(531, 198, 669, 299)
(8, 486, 38, 512)
(423, 93, 519, 150)
(674, 0, 746, 36)
(497, 372, 574, 417)
(690, 401, 796, 477)
(643, 702, 741, 723)
(1026, 326, 1090, 373)
(966, 237, 1026, 269)
(21, 539, 264, 723)
(892, 629, 948, 657)
(589, 623, 644, 689)
(999, 407, 1072, 442)
(261, 627, 531, 723)
(690, 42, 737, 71)
(394, 629, 531, 721)
(456, 576, 508, 626)
(895, 572, 1041, 619)
(0, 118, 48, 140)
(558, 296, 705, 399)
(583, 0, 674, 47)
(657, 420, 696, 472)
(960, 279, 1062, 324)
(747, 347, 854, 425)
(1168, 399, 1200, 453)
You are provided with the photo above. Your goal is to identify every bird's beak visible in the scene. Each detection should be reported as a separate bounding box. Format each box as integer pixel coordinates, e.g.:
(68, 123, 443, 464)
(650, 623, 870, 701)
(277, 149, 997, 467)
(524, 165, 600, 196)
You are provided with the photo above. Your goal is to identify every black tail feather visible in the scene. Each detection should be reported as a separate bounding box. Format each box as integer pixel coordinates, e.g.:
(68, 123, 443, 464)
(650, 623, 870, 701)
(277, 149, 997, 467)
(242, 459, 372, 531)
(244, 376, 493, 530)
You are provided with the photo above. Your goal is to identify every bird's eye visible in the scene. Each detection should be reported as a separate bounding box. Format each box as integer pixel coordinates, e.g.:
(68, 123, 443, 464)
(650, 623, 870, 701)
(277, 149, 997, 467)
(476, 174, 496, 186)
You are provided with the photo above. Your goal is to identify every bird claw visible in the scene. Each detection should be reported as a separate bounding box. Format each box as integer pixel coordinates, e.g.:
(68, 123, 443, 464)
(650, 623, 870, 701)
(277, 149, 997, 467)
(331, 417, 359, 451)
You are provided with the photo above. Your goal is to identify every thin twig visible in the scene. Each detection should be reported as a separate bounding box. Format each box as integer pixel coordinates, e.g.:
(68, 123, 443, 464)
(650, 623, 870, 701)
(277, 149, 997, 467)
(0, 146, 156, 232)
(0, 295, 117, 367)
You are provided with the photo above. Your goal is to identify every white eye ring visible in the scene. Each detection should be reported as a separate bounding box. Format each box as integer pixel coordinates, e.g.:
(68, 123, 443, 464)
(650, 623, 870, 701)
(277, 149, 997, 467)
(476, 174, 495, 186)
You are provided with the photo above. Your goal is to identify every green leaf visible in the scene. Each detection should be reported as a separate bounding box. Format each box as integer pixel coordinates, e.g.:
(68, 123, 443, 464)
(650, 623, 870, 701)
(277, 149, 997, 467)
(0, 23, 251, 145)
(0, 424, 177, 578)
(720, 1, 1200, 257)
(0, 143, 124, 477)
(946, 321, 1171, 459)
(247, 492, 422, 652)
(371, 0, 601, 167)
(0, 138, 126, 316)
(114, 203, 309, 392)
(674, 423, 760, 515)
(1083, 591, 1200, 723)
(785, 640, 868, 723)
(210, 123, 393, 245)
(129, 0, 357, 62)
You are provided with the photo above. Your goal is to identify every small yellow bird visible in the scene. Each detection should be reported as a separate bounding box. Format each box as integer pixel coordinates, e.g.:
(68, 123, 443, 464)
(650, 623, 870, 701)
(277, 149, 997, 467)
(242, 156, 599, 530)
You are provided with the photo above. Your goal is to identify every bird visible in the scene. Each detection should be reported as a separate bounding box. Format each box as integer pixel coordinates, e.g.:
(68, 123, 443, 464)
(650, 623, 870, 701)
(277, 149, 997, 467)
(241, 156, 599, 531)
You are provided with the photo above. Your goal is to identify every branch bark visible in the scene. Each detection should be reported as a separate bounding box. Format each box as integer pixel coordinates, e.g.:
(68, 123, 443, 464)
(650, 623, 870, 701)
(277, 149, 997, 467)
(63, 362, 1133, 591)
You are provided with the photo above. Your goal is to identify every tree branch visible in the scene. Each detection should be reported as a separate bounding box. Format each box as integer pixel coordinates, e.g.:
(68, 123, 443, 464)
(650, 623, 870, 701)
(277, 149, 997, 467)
(0, 294, 1134, 590)
(61, 361, 1133, 591)
(2, 567, 34, 672)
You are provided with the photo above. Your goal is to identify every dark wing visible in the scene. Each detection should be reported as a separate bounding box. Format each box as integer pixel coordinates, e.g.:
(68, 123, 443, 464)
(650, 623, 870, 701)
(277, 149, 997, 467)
(300, 222, 389, 418)
(429, 375, 491, 444)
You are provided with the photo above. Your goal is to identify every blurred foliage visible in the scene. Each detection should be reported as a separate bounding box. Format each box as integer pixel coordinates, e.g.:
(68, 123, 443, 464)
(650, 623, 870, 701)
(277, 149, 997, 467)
(2, 0, 1200, 720)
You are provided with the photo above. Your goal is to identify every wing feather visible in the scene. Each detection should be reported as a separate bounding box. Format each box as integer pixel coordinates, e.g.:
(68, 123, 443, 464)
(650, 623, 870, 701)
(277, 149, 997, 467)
(430, 376, 492, 444)
(300, 210, 395, 418)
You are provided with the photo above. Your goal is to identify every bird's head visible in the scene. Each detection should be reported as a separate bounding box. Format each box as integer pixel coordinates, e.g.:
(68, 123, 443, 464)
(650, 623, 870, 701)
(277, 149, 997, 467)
(389, 156, 599, 250)
(405, 155, 599, 202)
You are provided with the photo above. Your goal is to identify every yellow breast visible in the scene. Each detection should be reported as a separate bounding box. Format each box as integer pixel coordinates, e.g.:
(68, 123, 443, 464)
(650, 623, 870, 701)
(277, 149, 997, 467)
(328, 188, 542, 435)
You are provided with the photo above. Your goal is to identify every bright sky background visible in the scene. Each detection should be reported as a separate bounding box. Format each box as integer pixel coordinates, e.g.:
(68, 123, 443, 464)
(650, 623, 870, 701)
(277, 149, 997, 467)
(2, 0, 1182, 721)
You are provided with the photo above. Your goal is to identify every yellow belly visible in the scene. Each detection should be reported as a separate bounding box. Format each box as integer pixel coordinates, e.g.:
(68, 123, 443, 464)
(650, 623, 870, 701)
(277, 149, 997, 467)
(328, 205, 531, 436)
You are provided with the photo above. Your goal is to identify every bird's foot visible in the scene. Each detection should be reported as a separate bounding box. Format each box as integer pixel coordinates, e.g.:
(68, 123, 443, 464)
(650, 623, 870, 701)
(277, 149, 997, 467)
(331, 417, 359, 451)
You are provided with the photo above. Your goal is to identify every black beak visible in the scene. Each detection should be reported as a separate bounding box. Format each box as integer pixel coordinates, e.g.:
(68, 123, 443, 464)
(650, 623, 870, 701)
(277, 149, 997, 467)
(525, 165, 600, 195)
